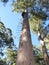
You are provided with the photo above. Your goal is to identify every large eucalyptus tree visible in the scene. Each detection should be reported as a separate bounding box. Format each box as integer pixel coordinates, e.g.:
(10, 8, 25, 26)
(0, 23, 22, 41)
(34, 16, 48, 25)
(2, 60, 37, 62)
(13, 0, 49, 65)
(13, 0, 37, 65)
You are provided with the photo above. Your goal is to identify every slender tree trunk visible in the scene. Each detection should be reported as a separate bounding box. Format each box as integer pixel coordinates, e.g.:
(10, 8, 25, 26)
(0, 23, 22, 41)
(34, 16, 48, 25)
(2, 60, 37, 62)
(16, 12, 35, 65)
(38, 31, 49, 65)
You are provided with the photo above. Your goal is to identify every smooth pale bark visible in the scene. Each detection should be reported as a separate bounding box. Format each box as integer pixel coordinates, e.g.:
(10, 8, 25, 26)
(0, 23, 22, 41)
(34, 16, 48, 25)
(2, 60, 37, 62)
(16, 12, 35, 65)
(38, 31, 49, 65)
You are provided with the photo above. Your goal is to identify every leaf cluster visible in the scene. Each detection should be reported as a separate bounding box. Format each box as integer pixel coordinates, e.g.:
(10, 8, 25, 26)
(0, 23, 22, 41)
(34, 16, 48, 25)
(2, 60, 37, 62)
(0, 22, 14, 56)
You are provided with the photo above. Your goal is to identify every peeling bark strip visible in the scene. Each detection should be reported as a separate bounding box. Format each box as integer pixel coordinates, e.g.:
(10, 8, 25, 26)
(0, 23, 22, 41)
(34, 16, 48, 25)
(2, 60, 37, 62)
(16, 12, 35, 65)
(38, 31, 49, 65)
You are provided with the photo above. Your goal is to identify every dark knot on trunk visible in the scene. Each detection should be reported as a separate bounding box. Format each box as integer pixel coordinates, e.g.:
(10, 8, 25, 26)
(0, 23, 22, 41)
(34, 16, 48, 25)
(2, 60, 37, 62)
(22, 12, 27, 18)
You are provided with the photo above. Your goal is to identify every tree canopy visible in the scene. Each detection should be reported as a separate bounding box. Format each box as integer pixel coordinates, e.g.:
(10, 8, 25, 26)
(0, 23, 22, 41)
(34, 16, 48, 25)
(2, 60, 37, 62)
(0, 22, 14, 55)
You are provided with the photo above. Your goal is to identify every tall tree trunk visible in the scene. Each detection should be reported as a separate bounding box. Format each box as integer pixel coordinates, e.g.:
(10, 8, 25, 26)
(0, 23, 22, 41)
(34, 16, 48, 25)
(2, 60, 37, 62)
(38, 31, 49, 65)
(16, 12, 35, 65)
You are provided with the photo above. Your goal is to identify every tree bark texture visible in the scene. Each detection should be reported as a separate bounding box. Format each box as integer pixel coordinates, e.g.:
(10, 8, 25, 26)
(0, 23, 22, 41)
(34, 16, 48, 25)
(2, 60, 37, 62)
(16, 12, 35, 65)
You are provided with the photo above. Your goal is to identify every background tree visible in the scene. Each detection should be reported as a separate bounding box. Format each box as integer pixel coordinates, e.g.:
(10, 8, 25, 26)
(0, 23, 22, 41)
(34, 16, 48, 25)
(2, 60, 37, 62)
(0, 21, 14, 55)
(29, 10, 49, 65)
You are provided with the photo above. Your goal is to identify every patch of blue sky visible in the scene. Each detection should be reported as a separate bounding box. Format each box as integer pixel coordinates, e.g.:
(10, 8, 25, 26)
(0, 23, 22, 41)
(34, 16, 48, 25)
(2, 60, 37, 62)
(0, 1, 41, 48)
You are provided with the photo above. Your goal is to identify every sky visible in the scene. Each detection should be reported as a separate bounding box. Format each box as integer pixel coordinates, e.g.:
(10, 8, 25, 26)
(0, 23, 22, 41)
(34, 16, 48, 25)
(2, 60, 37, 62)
(0, 1, 42, 48)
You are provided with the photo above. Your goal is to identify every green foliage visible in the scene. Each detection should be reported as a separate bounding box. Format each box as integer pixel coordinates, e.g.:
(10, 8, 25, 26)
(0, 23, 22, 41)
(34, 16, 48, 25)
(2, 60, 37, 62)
(13, 0, 47, 20)
(29, 15, 42, 34)
(0, 59, 7, 65)
(12, 0, 36, 12)
(4, 48, 17, 65)
(33, 46, 46, 65)
(13, 0, 49, 12)
(30, 18, 49, 44)
(0, 22, 14, 47)
(0, 22, 14, 56)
